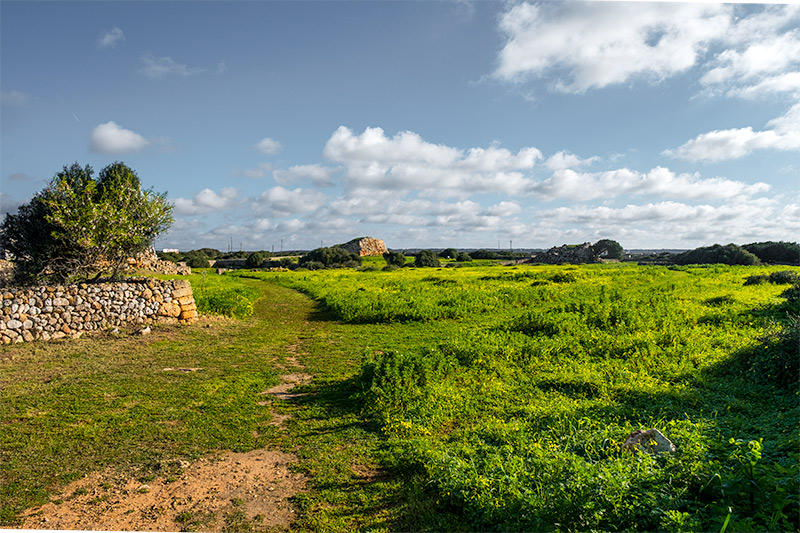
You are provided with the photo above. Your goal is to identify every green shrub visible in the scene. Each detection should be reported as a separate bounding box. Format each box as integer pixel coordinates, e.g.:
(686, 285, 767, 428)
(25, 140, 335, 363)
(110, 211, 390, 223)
(383, 251, 407, 267)
(743, 241, 800, 265)
(768, 270, 800, 285)
(455, 252, 472, 262)
(781, 283, 799, 304)
(184, 254, 210, 269)
(744, 274, 768, 285)
(675, 244, 759, 266)
(300, 246, 361, 269)
(550, 271, 579, 283)
(592, 238, 623, 260)
(415, 250, 441, 268)
(245, 251, 270, 268)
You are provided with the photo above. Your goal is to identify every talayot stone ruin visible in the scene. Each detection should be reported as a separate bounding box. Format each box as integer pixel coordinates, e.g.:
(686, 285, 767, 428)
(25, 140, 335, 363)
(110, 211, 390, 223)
(528, 243, 600, 264)
(1, 278, 197, 344)
(341, 237, 388, 257)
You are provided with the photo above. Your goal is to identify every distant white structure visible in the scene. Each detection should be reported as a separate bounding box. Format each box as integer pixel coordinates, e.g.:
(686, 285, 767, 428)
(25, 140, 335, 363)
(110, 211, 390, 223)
(162, 248, 179, 253)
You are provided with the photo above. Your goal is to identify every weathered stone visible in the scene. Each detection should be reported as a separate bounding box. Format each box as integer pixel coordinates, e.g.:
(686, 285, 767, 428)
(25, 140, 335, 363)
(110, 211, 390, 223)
(171, 287, 192, 299)
(340, 237, 388, 257)
(6, 319, 22, 329)
(22, 330, 34, 342)
(623, 429, 676, 454)
(157, 302, 181, 317)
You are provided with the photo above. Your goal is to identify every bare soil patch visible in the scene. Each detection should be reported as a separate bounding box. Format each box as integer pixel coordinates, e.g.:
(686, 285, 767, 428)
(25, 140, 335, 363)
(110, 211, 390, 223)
(21, 449, 307, 532)
(259, 373, 312, 401)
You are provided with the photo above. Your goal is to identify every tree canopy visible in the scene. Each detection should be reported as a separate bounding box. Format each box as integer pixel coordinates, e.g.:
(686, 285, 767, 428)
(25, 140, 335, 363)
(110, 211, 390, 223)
(592, 239, 624, 260)
(0, 162, 173, 284)
(299, 246, 362, 269)
(674, 243, 759, 266)
(414, 250, 441, 268)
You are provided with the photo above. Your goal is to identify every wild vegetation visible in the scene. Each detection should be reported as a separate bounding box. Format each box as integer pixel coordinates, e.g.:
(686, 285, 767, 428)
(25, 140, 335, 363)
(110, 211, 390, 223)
(0, 162, 173, 284)
(2, 261, 798, 532)
(235, 262, 799, 532)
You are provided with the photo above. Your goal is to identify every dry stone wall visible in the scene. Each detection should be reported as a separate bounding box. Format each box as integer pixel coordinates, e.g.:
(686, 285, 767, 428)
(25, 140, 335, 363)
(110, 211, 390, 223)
(0, 279, 197, 344)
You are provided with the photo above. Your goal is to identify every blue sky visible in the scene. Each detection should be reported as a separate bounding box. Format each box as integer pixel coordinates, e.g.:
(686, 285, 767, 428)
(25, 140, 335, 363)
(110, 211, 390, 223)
(2, 1, 798, 252)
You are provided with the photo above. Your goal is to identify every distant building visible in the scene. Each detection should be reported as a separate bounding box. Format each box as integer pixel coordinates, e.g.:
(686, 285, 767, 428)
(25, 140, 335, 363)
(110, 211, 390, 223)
(162, 248, 179, 253)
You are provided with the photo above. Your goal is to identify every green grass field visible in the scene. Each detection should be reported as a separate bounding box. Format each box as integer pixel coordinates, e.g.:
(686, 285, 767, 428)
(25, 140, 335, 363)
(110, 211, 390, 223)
(2, 263, 798, 531)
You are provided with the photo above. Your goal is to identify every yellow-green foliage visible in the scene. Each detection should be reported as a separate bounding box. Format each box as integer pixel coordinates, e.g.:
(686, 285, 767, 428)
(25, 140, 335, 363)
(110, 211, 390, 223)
(184, 271, 259, 318)
(235, 263, 799, 532)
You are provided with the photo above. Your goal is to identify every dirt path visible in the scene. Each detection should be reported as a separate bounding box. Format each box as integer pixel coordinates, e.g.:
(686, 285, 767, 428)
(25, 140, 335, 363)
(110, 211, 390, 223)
(18, 281, 320, 532)
(21, 449, 305, 531)
(21, 368, 312, 532)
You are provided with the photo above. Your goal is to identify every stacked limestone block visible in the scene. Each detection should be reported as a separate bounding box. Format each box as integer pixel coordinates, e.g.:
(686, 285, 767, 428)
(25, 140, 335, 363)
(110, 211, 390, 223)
(0, 279, 196, 344)
(341, 237, 388, 257)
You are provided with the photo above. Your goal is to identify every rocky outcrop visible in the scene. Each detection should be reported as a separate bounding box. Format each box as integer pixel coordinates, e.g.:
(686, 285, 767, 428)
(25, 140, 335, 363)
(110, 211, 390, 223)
(0, 279, 197, 344)
(528, 243, 600, 264)
(127, 249, 190, 275)
(341, 237, 388, 257)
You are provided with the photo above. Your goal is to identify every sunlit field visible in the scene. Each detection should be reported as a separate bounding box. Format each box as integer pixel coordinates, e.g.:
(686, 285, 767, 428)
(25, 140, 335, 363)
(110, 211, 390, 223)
(234, 262, 798, 532)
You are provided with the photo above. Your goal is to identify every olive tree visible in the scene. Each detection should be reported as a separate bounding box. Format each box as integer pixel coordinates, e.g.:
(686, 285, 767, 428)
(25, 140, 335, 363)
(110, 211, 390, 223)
(0, 162, 173, 284)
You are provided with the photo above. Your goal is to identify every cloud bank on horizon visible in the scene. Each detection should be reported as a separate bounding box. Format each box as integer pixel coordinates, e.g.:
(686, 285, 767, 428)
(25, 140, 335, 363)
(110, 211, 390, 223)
(1, 1, 798, 251)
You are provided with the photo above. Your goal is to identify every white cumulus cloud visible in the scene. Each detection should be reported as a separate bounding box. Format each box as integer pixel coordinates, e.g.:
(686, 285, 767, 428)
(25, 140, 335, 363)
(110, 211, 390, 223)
(235, 162, 273, 179)
(529, 166, 769, 201)
(89, 121, 150, 154)
(273, 164, 337, 186)
(173, 187, 240, 215)
(97, 27, 125, 48)
(544, 151, 600, 171)
(323, 126, 541, 198)
(255, 137, 282, 155)
(494, 1, 730, 93)
(664, 103, 800, 162)
(256, 186, 326, 217)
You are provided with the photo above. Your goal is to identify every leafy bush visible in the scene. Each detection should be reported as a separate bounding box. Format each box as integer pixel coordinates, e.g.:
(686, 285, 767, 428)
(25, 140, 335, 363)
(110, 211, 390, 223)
(245, 251, 270, 268)
(744, 274, 768, 285)
(383, 251, 407, 268)
(299, 246, 361, 269)
(674, 243, 760, 266)
(592, 238, 623, 259)
(414, 250, 441, 268)
(184, 253, 210, 269)
(185, 253, 209, 268)
(743, 241, 800, 265)
(781, 283, 799, 304)
(0, 162, 173, 283)
(157, 251, 180, 263)
(733, 316, 800, 390)
(768, 270, 800, 285)
(455, 252, 472, 262)
(439, 248, 458, 259)
(470, 250, 497, 260)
